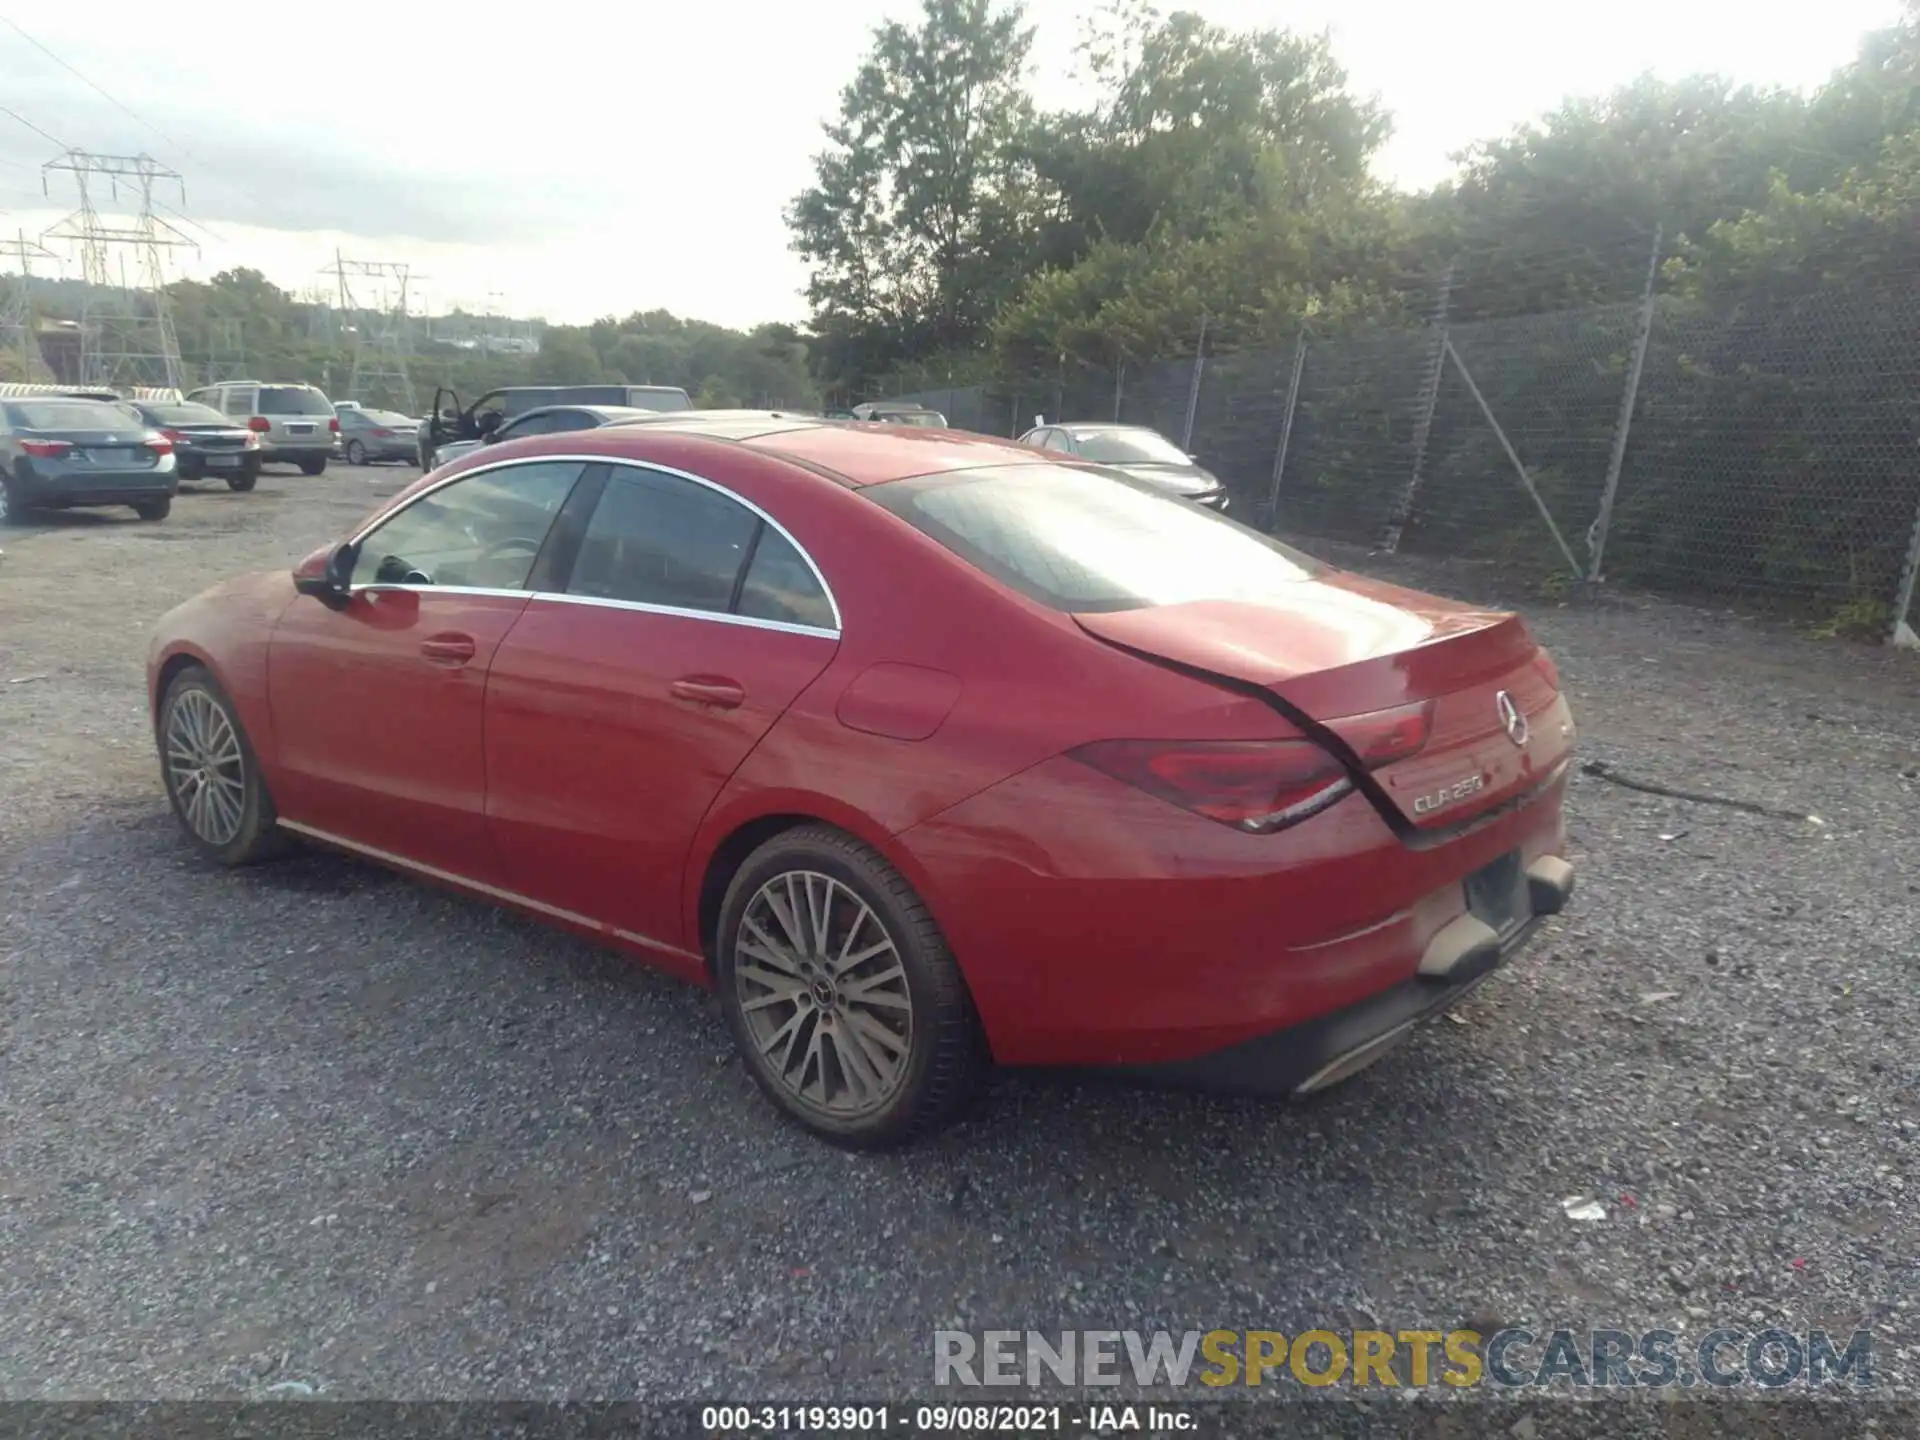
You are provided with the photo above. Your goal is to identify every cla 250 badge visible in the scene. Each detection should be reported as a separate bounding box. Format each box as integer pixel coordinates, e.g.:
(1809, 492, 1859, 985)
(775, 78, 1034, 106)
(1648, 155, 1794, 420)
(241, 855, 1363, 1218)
(1413, 774, 1487, 815)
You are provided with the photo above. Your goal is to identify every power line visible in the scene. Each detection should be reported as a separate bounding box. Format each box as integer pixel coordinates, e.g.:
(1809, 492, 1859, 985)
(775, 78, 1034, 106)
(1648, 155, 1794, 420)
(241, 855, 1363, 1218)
(0, 100, 65, 149)
(0, 13, 281, 217)
(0, 14, 193, 156)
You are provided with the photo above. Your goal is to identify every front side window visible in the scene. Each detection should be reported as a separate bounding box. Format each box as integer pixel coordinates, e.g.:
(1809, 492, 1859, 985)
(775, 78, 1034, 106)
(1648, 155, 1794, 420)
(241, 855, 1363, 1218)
(351, 461, 584, 590)
(868, 463, 1322, 614)
(498, 412, 555, 440)
(568, 468, 758, 613)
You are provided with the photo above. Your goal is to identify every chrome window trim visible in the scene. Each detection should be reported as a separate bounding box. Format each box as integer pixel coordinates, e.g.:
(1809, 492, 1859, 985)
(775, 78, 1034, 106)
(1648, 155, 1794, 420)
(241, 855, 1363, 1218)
(345, 451, 843, 634)
(526, 591, 838, 641)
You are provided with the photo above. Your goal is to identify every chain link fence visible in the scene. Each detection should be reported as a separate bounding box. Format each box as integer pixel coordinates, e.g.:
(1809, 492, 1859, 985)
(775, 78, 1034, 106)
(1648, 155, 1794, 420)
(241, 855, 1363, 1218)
(885, 266, 1920, 643)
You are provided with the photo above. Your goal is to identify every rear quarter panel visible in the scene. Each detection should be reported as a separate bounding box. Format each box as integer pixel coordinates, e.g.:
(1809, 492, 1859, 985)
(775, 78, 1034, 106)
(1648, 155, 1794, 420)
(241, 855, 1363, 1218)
(650, 435, 1315, 957)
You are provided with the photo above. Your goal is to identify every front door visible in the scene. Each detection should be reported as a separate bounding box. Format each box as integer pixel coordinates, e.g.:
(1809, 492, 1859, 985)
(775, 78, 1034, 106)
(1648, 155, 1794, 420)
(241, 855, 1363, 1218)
(483, 461, 841, 952)
(267, 458, 587, 883)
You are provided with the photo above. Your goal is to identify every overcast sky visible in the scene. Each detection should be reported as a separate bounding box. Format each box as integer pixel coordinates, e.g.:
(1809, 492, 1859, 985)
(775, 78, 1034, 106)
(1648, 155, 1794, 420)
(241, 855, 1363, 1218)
(0, 0, 1902, 329)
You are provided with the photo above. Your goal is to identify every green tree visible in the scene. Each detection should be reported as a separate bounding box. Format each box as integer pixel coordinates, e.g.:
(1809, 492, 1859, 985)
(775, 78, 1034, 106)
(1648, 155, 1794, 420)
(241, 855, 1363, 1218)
(788, 0, 1040, 389)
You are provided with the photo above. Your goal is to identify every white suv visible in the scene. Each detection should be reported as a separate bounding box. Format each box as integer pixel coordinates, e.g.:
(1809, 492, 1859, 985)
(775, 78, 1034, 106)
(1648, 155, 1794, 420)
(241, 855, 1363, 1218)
(183, 381, 339, 474)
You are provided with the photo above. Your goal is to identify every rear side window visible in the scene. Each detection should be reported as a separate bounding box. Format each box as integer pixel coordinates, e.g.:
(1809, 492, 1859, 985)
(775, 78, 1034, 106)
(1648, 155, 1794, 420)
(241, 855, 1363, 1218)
(568, 468, 758, 613)
(868, 463, 1321, 614)
(257, 386, 334, 416)
(737, 528, 835, 630)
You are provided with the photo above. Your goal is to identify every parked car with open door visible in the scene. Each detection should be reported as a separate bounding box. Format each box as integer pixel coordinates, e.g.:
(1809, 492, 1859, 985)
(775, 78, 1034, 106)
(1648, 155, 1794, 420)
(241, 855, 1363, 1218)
(419, 384, 692, 469)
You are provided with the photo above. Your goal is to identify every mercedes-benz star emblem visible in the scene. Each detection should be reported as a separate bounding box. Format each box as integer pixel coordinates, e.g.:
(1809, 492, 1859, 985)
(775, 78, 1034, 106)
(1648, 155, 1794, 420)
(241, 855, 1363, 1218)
(1495, 690, 1529, 747)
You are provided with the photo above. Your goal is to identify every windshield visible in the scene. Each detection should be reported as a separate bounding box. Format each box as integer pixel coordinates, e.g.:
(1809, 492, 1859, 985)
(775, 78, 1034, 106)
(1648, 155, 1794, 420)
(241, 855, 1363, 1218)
(258, 386, 335, 416)
(146, 402, 231, 426)
(868, 463, 1320, 614)
(1069, 428, 1190, 466)
(3, 400, 139, 430)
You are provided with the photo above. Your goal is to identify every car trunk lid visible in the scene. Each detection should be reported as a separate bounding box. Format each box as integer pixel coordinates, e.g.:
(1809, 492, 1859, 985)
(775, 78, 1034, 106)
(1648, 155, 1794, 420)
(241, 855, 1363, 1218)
(1073, 571, 1571, 831)
(30, 427, 163, 467)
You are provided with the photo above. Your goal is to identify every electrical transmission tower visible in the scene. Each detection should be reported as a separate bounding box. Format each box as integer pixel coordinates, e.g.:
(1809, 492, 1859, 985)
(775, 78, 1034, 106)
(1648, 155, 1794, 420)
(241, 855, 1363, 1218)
(205, 316, 246, 383)
(40, 151, 195, 391)
(329, 251, 419, 414)
(1, 227, 58, 380)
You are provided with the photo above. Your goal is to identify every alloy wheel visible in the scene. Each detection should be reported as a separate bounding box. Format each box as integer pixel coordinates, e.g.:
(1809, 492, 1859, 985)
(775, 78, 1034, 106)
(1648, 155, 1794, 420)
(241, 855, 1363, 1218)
(163, 688, 248, 847)
(733, 869, 914, 1119)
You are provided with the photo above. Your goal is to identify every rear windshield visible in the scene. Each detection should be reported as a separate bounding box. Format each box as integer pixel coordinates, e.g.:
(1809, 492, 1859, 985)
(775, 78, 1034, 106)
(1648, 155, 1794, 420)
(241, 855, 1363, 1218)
(3, 400, 136, 430)
(257, 386, 334, 416)
(1070, 428, 1189, 465)
(352, 409, 413, 426)
(867, 463, 1320, 614)
(627, 387, 692, 411)
(146, 402, 231, 425)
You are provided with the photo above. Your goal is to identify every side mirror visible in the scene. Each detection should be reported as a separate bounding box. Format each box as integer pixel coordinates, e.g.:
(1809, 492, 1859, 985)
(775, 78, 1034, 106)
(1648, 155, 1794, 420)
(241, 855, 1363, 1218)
(292, 540, 358, 611)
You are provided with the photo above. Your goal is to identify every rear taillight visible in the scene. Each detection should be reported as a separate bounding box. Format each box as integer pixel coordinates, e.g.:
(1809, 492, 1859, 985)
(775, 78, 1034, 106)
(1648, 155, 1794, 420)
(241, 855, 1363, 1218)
(1325, 700, 1434, 770)
(372, 427, 393, 437)
(329, 417, 341, 432)
(247, 416, 271, 433)
(20, 439, 72, 458)
(145, 437, 173, 455)
(159, 428, 188, 444)
(1070, 738, 1353, 833)
(1532, 649, 1561, 691)
(242, 432, 261, 448)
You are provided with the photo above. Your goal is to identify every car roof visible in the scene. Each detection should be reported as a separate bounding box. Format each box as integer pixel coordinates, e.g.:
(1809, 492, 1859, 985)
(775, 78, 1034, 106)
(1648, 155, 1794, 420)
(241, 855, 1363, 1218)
(601, 410, 1045, 488)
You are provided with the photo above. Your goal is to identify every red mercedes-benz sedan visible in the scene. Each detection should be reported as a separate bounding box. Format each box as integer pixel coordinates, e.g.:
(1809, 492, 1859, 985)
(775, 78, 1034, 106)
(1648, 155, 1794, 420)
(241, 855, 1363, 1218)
(147, 412, 1575, 1148)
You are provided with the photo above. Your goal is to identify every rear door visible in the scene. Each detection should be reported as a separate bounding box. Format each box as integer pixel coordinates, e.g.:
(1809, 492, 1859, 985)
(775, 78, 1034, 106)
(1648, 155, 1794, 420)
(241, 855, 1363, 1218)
(483, 459, 841, 951)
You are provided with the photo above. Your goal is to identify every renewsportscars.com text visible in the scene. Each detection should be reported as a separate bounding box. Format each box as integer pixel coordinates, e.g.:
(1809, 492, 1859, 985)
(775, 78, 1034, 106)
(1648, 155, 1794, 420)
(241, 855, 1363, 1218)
(933, 1328, 1874, 1390)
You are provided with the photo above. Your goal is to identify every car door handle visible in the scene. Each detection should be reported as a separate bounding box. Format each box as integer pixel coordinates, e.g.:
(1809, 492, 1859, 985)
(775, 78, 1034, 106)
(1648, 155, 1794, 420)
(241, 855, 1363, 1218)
(420, 633, 476, 666)
(670, 676, 745, 710)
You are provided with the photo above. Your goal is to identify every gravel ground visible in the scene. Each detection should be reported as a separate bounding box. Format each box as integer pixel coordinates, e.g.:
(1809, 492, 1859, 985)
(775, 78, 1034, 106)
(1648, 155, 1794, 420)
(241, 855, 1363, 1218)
(0, 464, 1916, 1413)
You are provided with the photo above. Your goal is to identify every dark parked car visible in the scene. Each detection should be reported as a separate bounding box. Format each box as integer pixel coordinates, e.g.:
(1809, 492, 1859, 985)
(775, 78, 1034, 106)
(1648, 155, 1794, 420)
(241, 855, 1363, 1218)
(119, 399, 262, 490)
(1, 397, 178, 524)
(336, 406, 421, 466)
(1018, 422, 1229, 510)
(429, 404, 659, 468)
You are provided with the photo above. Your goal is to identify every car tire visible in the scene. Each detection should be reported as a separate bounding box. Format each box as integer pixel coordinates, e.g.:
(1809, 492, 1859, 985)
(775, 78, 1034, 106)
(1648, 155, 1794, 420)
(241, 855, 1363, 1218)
(715, 824, 986, 1149)
(156, 666, 292, 867)
(345, 440, 367, 465)
(298, 457, 327, 476)
(226, 470, 257, 492)
(132, 497, 171, 521)
(0, 478, 28, 526)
